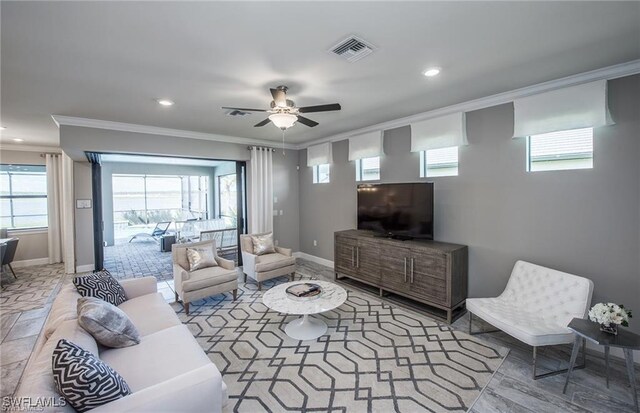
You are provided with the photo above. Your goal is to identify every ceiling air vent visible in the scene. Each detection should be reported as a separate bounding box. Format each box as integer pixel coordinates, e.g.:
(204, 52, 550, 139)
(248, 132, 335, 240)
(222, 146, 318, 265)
(226, 109, 251, 117)
(329, 36, 375, 63)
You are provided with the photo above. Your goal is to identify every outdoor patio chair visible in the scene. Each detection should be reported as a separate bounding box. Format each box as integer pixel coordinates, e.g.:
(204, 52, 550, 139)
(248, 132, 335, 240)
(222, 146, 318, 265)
(200, 228, 238, 259)
(129, 221, 171, 243)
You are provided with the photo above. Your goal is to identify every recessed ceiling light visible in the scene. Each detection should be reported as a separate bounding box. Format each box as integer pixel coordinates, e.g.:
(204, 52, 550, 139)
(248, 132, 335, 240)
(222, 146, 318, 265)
(423, 67, 441, 77)
(12, 138, 24, 142)
(156, 99, 175, 106)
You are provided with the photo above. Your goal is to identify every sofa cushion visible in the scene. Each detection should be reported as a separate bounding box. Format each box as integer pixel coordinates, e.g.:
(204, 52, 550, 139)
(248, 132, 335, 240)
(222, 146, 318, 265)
(15, 319, 98, 413)
(182, 267, 237, 293)
(44, 284, 82, 339)
(99, 325, 212, 392)
(78, 297, 140, 348)
(53, 339, 132, 412)
(73, 270, 127, 306)
(116, 293, 181, 337)
(255, 253, 296, 273)
(251, 232, 275, 256)
(187, 247, 218, 271)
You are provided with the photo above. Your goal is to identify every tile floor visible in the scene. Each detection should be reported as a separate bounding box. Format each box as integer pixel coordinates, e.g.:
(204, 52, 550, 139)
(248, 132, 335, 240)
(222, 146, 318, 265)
(0, 259, 638, 412)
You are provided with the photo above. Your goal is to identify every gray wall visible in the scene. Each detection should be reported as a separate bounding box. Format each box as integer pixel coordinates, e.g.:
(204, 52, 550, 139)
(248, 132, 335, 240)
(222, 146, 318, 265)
(0, 150, 49, 262)
(298, 74, 640, 335)
(60, 126, 300, 267)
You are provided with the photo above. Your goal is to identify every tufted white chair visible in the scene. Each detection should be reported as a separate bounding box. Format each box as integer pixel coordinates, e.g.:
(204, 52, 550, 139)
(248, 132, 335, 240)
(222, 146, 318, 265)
(467, 260, 594, 379)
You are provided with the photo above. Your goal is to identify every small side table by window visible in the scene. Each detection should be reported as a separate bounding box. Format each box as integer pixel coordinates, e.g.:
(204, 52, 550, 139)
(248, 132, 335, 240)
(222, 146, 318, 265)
(563, 318, 639, 412)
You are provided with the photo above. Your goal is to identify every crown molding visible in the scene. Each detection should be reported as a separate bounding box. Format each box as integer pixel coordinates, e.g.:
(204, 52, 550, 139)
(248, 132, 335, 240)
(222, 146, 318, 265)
(299, 59, 640, 149)
(51, 115, 299, 150)
(0, 143, 61, 153)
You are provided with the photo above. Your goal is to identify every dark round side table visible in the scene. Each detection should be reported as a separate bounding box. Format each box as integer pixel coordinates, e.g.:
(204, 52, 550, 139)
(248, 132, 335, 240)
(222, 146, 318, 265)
(563, 318, 639, 412)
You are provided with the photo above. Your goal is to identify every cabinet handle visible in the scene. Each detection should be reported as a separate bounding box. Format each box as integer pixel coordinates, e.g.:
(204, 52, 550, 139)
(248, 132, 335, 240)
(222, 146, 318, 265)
(404, 257, 407, 282)
(351, 247, 355, 267)
(356, 247, 360, 268)
(410, 257, 414, 283)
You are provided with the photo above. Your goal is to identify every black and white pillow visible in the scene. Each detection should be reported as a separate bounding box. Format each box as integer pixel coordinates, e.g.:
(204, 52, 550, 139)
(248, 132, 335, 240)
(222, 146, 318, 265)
(52, 339, 131, 412)
(73, 270, 127, 306)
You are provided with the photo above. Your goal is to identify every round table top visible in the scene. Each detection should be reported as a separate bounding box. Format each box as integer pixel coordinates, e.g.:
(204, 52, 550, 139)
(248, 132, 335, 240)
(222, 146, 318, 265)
(262, 280, 347, 316)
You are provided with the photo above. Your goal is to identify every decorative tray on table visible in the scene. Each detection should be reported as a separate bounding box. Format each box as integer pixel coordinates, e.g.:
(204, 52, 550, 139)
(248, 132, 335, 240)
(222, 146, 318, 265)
(286, 283, 322, 300)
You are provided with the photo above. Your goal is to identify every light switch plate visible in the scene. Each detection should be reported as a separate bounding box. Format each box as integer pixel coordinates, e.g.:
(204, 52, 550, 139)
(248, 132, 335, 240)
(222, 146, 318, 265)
(76, 199, 92, 209)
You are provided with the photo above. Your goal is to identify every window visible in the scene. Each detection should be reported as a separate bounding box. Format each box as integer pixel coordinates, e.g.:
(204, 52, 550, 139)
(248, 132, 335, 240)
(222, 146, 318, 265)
(218, 173, 237, 225)
(0, 165, 48, 229)
(527, 128, 593, 172)
(312, 164, 330, 184)
(420, 146, 459, 177)
(356, 156, 380, 181)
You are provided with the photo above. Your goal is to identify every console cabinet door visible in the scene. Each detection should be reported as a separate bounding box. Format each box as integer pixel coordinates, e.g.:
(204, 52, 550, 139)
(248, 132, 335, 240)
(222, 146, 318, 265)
(335, 235, 358, 277)
(355, 238, 381, 284)
(379, 245, 410, 293)
(407, 250, 448, 306)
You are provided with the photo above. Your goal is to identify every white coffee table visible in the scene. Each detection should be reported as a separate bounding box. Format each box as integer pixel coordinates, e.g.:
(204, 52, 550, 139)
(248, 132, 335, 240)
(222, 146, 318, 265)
(262, 280, 347, 340)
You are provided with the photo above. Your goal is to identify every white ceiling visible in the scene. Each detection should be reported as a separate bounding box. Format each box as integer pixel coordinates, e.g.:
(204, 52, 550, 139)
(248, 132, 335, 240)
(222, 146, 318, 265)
(1, 1, 639, 147)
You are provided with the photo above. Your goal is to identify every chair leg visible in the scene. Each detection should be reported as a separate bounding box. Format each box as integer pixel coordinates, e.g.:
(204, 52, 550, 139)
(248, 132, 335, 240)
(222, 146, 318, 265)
(232, 289, 237, 301)
(258, 282, 262, 291)
(468, 312, 500, 335)
(8, 264, 16, 279)
(174, 291, 179, 303)
(244, 273, 247, 283)
(533, 339, 586, 380)
(184, 302, 190, 315)
(290, 273, 295, 281)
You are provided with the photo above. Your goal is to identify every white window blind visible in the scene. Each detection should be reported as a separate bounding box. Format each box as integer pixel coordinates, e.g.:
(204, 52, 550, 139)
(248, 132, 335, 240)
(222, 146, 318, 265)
(527, 128, 593, 172)
(348, 131, 384, 161)
(410, 112, 468, 152)
(307, 142, 333, 167)
(513, 80, 612, 138)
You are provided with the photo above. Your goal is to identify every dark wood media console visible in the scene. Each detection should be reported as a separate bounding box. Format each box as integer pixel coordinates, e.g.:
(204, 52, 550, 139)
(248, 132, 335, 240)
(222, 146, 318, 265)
(334, 229, 468, 323)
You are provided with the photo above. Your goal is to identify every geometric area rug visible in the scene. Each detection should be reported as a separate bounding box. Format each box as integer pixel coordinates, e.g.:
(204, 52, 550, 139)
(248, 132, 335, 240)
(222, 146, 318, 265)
(173, 273, 508, 413)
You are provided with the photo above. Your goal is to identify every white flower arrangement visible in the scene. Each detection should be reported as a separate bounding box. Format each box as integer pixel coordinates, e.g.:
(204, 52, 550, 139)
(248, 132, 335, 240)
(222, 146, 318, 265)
(588, 303, 632, 327)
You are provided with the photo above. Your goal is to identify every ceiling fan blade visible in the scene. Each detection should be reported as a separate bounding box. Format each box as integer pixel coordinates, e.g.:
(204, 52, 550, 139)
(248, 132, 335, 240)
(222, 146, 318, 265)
(254, 118, 271, 127)
(297, 115, 319, 127)
(298, 103, 341, 113)
(270, 88, 287, 107)
(221, 106, 267, 112)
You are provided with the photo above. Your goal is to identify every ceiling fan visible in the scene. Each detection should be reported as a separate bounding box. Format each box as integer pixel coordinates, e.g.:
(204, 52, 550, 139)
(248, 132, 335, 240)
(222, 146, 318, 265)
(222, 86, 341, 130)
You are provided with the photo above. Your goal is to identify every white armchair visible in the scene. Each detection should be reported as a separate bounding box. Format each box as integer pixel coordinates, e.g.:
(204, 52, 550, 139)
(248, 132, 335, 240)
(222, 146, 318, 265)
(172, 239, 238, 314)
(467, 260, 594, 379)
(240, 233, 296, 290)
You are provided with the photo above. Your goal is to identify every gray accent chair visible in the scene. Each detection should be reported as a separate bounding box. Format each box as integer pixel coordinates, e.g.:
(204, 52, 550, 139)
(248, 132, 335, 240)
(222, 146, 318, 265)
(240, 233, 296, 290)
(172, 239, 238, 315)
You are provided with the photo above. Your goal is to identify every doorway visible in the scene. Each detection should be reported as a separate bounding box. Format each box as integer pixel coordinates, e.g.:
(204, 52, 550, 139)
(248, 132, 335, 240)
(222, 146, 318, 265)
(87, 153, 247, 279)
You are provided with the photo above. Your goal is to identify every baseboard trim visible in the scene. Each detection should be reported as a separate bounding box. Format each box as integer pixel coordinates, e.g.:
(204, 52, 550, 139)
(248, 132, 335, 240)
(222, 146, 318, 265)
(75, 264, 95, 273)
(11, 257, 50, 268)
(294, 252, 334, 268)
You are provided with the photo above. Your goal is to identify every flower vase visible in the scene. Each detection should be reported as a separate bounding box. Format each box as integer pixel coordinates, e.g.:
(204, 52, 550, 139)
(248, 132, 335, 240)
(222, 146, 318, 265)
(600, 323, 618, 335)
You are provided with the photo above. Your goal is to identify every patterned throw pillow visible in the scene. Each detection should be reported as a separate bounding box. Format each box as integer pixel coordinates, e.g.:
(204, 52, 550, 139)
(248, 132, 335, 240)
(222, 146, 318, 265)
(77, 297, 140, 348)
(186, 247, 218, 271)
(73, 270, 127, 306)
(52, 339, 131, 412)
(251, 233, 275, 256)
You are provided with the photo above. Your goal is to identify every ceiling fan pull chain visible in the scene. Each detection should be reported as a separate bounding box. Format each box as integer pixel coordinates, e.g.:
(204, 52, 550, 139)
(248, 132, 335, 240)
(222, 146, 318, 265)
(282, 130, 286, 156)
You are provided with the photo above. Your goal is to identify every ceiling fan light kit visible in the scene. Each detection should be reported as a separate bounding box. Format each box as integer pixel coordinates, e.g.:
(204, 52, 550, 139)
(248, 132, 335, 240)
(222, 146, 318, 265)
(269, 113, 298, 130)
(222, 85, 341, 131)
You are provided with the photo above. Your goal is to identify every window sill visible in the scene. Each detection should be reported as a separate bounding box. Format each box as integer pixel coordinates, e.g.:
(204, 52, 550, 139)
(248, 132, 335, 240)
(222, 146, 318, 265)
(7, 228, 48, 236)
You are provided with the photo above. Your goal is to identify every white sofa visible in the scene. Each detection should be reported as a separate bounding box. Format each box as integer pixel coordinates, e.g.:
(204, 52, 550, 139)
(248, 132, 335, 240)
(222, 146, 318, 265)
(467, 260, 594, 379)
(14, 277, 227, 412)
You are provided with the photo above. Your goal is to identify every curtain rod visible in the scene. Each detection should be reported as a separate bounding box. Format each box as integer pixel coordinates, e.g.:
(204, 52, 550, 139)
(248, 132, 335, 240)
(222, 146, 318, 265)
(247, 146, 276, 152)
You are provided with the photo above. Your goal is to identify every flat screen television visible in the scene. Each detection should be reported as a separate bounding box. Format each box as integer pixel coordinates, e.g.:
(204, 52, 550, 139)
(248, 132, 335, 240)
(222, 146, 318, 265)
(357, 182, 434, 240)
